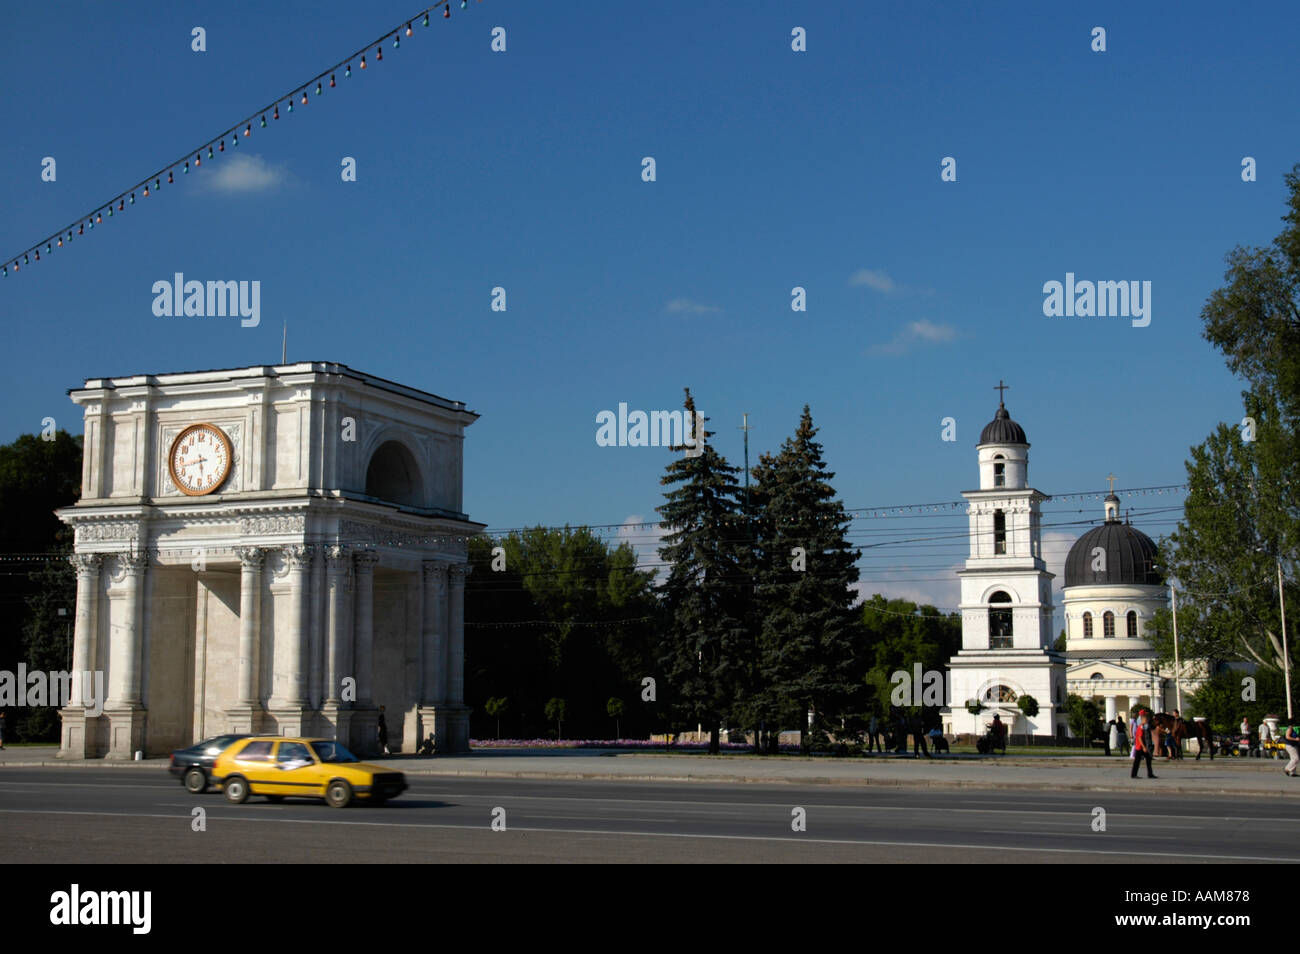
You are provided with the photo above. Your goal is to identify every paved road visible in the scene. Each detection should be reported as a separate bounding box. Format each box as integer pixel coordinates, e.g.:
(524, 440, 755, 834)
(1, 767, 1295, 863)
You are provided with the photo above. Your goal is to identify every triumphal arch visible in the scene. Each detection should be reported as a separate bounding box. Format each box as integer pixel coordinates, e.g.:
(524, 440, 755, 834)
(56, 362, 483, 759)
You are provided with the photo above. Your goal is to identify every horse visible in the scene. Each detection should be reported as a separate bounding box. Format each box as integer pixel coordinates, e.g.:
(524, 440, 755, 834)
(1152, 713, 1214, 760)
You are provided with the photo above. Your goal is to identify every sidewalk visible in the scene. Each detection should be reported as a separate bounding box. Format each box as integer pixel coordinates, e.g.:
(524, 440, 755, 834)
(4, 745, 1298, 797)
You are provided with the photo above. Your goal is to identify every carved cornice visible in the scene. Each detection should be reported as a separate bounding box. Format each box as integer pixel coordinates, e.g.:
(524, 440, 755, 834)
(77, 524, 141, 542)
(449, 563, 473, 581)
(284, 544, 317, 570)
(239, 514, 306, 535)
(353, 550, 380, 570)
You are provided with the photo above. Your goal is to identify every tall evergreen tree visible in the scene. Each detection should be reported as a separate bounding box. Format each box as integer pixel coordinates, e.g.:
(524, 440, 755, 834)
(656, 390, 751, 754)
(750, 406, 863, 752)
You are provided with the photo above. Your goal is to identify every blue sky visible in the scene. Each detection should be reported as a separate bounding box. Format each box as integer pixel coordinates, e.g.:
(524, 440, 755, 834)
(2, 1, 1297, 615)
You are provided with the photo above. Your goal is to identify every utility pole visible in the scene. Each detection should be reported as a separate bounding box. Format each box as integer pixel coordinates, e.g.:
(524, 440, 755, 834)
(740, 413, 752, 515)
(1170, 583, 1182, 712)
(1280, 557, 1292, 720)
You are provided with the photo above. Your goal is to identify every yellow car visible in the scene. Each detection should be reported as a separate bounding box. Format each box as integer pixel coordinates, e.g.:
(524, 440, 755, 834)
(211, 737, 407, 808)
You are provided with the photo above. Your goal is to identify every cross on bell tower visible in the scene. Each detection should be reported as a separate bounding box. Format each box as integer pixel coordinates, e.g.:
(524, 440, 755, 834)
(994, 380, 1009, 406)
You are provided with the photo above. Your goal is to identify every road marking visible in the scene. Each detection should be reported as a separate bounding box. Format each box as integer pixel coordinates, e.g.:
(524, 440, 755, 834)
(0, 808, 1292, 861)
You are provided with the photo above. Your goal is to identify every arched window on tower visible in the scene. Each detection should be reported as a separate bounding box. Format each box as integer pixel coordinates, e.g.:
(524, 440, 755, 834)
(993, 510, 1007, 554)
(1082, 612, 1093, 637)
(1127, 610, 1138, 637)
(993, 454, 1006, 487)
(1103, 611, 1115, 637)
(989, 591, 1013, 649)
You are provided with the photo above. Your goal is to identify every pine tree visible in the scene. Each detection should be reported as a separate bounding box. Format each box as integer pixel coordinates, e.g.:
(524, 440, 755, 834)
(750, 406, 863, 753)
(656, 390, 752, 754)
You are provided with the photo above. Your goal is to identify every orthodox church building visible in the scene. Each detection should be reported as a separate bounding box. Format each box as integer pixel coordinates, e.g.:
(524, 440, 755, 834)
(1061, 483, 1208, 721)
(941, 385, 1206, 739)
(942, 388, 1067, 738)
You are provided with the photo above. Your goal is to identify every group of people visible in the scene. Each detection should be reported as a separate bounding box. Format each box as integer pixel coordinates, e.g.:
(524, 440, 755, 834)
(866, 707, 940, 758)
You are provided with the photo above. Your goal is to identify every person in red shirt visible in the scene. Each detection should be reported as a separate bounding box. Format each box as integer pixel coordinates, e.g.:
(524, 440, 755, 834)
(1130, 710, 1158, 779)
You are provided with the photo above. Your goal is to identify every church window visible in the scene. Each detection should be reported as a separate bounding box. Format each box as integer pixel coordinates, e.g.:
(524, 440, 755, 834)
(988, 591, 1013, 648)
(1126, 610, 1138, 637)
(1090, 672, 1104, 679)
(993, 455, 1005, 487)
(993, 510, 1007, 554)
(985, 685, 1017, 702)
(1082, 612, 1093, 637)
(1103, 611, 1115, 637)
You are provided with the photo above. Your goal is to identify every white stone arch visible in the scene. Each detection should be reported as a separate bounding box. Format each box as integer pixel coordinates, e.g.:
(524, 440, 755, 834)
(976, 676, 1026, 704)
(361, 428, 426, 509)
(979, 583, 1022, 604)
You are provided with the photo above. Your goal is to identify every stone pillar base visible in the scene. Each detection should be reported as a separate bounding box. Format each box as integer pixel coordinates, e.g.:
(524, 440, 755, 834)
(416, 706, 444, 753)
(436, 705, 472, 753)
(224, 705, 266, 736)
(348, 708, 380, 757)
(265, 705, 310, 738)
(58, 707, 102, 759)
(104, 707, 148, 760)
(318, 704, 354, 745)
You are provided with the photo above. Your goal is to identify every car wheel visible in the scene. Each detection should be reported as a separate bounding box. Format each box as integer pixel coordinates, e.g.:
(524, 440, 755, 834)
(325, 779, 353, 808)
(183, 767, 208, 794)
(266, 795, 285, 803)
(223, 775, 249, 804)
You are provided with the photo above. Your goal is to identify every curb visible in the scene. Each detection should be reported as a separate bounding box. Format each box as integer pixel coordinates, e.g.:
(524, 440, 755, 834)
(6, 758, 1295, 798)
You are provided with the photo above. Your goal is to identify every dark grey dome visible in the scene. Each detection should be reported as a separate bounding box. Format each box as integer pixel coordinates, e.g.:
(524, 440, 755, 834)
(1064, 520, 1163, 588)
(979, 405, 1027, 445)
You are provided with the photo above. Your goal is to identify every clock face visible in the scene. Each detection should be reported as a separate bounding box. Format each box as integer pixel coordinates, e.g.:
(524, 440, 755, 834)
(168, 424, 233, 496)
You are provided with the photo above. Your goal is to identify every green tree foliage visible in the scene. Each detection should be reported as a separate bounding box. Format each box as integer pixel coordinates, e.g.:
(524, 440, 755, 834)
(544, 697, 567, 738)
(1066, 694, 1102, 741)
(606, 697, 624, 738)
(1184, 667, 1289, 734)
(860, 596, 961, 726)
(748, 407, 864, 752)
(656, 390, 752, 754)
(484, 696, 508, 739)
(0, 430, 83, 741)
(1149, 165, 1300, 680)
(1017, 695, 1040, 719)
(464, 526, 659, 739)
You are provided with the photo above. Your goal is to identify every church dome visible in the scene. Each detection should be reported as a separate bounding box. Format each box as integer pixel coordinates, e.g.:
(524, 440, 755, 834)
(1064, 515, 1163, 588)
(979, 405, 1027, 445)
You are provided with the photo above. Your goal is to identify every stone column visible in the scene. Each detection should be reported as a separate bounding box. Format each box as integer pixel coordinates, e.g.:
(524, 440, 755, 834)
(308, 546, 326, 712)
(353, 551, 378, 706)
(349, 550, 379, 753)
(422, 560, 449, 704)
(275, 546, 313, 707)
(441, 562, 472, 752)
(1104, 696, 1117, 723)
(417, 559, 449, 751)
(320, 545, 354, 744)
(59, 553, 103, 758)
(106, 551, 149, 759)
(234, 547, 264, 705)
(324, 546, 353, 704)
(68, 554, 103, 707)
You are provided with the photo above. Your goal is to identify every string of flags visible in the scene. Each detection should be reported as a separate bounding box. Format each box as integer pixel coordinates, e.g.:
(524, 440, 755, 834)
(3, 1, 481, 279)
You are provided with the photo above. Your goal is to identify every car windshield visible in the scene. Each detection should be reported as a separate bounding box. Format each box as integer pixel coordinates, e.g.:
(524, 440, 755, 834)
(310, 741, 359, 763)
(192, 735, 238, 754)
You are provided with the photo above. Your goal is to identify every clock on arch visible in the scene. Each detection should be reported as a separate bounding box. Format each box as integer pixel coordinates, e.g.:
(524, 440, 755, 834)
(168, 423, 233, 496)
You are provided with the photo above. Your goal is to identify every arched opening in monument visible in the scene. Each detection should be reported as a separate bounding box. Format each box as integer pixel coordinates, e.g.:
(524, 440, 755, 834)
(365, 440, 423, 508)
(988, 591, 1013, 648)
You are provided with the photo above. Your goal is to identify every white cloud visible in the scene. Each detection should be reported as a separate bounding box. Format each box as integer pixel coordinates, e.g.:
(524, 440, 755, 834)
(869, 320, 959, 356)
(200, 154, 286, 194)
(616, 514, 669, 578)
(665, 298, 722, 315)
(849, 268, 897, 293)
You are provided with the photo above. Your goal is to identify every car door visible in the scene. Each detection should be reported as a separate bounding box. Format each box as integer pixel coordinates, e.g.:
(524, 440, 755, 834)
(268, 740, 323, 798)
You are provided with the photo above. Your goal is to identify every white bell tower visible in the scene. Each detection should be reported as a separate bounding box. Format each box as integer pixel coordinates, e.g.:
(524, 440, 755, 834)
(941, 382, 1066, 739)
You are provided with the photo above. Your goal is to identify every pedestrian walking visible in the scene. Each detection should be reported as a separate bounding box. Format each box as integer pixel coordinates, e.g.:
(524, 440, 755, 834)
(911, 712, 931, 759)
(377, 705, 391, 756)
(1107, 718, 1120, 756)
(867, 713, 884, 753)
(1284, 722, 1300, 777)
(1130, 710, 1157, 778)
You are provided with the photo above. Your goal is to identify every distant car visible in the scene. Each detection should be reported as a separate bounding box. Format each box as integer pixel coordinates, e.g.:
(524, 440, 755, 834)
(211, 737, 407, 808)
(169, 735, 251, 793)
